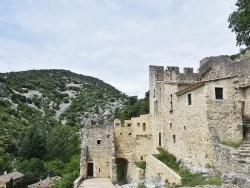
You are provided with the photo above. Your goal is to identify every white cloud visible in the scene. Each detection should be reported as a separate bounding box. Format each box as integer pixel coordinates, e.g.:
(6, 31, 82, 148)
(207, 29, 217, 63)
(0, 0, 239, 98)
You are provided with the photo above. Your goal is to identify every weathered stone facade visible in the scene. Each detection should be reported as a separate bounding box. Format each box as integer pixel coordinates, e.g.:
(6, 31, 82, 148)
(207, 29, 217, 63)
(74, 122, 117, 187)
(76, 54, 250, 187)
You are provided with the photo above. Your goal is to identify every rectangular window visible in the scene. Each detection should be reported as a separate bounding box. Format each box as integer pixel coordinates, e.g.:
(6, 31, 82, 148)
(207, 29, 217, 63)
(188, 93, 192, 105)
(215, 88, 223, 99)
(97, 140, 101, 145)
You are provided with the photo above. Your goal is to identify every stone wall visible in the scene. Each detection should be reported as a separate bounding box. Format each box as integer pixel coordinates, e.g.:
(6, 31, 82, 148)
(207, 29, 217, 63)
(126, 163, 144, 184)
(145, 155, 182, 185)
(173, 83, 214, 167)
(199, 56, 250, 86)
(241, 87, 250, 119)
(205, 77, 243, 142)
(114, 114, 153, 161)
(79, 123, 116, 181)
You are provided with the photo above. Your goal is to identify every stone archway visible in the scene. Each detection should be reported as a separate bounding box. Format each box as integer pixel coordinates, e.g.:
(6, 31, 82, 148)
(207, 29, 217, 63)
(116, 158, 128, 184)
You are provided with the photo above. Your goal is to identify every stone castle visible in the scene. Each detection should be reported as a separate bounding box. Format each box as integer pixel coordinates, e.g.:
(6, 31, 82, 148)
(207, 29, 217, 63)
(74, 50, 250, 187)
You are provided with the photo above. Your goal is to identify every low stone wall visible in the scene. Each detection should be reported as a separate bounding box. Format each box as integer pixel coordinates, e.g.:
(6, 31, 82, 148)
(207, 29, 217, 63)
(127, 163, 144, 184)
(145, 155, 182, 185)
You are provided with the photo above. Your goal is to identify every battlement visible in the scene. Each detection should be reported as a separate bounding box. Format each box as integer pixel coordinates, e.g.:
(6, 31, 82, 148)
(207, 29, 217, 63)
(149, 65, 164, 81)
(150, 65, 199, 82)
(183, 67, 193, 74)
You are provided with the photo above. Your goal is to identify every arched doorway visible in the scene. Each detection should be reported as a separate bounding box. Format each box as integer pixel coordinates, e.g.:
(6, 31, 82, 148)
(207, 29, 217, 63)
(116, 158, 128, 184)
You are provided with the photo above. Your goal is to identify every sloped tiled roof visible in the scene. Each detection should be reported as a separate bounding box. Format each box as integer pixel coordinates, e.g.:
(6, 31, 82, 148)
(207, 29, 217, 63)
(0, 171, 24, 182)
(28, 176, 60, 188)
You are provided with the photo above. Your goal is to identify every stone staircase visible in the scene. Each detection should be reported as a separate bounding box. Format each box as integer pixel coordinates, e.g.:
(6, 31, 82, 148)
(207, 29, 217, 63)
(232, 121, 250, 174)
(235, 140, 250, 163)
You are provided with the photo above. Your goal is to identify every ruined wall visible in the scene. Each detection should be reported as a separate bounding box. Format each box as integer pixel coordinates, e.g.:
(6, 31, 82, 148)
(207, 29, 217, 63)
(205, 77, 243, 142)
(114, 119, 135, 158)
(199, 56, 250, 86)
(80, 123, 116, 180)
(114, 114, 153, 161)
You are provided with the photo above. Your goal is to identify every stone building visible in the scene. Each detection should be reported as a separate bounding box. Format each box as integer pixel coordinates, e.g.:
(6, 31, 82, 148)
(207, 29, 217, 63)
(0, 171, 24, 188)
(74, 122, 117, 187)
(75, 53, 250, 187)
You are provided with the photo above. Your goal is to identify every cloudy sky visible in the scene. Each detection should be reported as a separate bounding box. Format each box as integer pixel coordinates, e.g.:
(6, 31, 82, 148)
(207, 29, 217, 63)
(0, 0, 240, 98)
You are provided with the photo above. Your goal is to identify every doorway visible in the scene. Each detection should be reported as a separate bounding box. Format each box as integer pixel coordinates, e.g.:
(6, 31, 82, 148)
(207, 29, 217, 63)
(116, 158, 128, 185)
(87, 162, 94, 177)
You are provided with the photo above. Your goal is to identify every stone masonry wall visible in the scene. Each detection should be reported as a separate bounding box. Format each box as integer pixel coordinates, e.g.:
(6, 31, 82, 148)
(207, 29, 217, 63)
(146, 155, 182, 185)
(199, 56, 250, 86)
(114, 114, 153, 161)
(205, 77, 243, 142)
(172, 84, 214, 167)
(80, 123, 116, 180)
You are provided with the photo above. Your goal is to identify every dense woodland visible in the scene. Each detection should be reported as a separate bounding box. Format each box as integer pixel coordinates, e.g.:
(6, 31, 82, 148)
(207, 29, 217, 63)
(0, 69, 149, 187)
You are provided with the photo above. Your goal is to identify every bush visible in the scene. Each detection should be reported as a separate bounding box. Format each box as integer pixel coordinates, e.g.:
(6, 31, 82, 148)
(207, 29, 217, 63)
(155, 148, 222, 187)
(221, 140, 243, 148)
(135, 161, 146, 170)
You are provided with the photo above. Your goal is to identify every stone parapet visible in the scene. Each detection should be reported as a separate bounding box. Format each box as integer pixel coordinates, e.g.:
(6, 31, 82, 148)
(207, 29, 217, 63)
(145, 155, 182, 185)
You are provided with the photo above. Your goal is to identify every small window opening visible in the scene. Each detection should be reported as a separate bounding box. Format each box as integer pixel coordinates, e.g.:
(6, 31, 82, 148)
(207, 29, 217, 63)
(115, 123, 120, 126)
(107, 135, 110, 139)
(159, 133, 161, 146)
(120, 133, 122, 135)
(127, 123, 131, 127)
(173, 135, 176, 143)
(97, 140, 101, 145)
(141, 156, 143, 160)
(129, 133, 131, 135)
(188, 93, 192, 105)
(99, 168, 100, 172)
(184, 126, 186, 130)
(137, 123, 140, 127)
(143, 123, 146, 131)
(215, 87, 223, 99)
(170, 123, 172, 129)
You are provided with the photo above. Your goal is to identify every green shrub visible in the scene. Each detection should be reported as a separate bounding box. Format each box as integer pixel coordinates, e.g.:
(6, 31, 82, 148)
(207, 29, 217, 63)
(221, 140, 243, 148)
(155, 148, 222, 187)
(135, 161, 146, 170)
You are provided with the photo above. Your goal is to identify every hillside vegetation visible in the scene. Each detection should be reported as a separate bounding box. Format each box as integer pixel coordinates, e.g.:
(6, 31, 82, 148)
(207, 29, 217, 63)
(0, 69, 127, 187)
(114, 91, 149, 124)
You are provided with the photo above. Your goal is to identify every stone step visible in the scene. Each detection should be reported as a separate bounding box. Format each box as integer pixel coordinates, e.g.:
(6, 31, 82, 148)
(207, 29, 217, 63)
(238, 153, 250, 158)
(238, 147, 250, 151)
(234, 158, 250, 163)
(240, 143, 250, 147)
(238, 150, 250, 154)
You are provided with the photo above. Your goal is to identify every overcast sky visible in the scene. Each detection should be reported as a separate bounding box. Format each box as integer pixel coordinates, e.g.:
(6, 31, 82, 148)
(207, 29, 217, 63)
(0, 0, 240, 98)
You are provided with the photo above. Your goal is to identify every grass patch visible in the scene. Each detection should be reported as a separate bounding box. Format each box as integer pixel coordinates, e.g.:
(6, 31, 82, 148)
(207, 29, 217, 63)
(135, 161, 146, 170)
(155, 148, 180, 172)
(221, 139, 243, 148)
(155, 148, 222, 187)
(179, 169, 222, 187)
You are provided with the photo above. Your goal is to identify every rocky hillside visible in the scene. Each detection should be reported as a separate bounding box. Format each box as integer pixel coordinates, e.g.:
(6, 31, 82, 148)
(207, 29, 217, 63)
(0, 69, 127, 139)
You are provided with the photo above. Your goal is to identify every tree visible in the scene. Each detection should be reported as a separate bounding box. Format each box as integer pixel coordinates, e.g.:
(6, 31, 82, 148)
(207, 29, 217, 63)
(228, 0, 250, 46)
(18, 126, 47, 159)
(47, 126, 80, 163)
